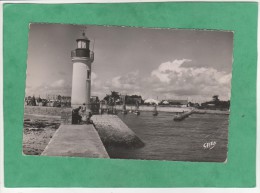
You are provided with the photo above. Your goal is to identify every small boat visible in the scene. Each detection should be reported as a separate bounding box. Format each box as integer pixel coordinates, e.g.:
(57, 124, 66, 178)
(152, 105, 158, 116)
(129, 106, 133, 113)
(133, 110, 140, 115)
(153, 112, 158, 116)
(99, 103, 103, 114)
(173, 114, 184, 121)
(134, 101, 140, 115)
(113, 108, 118, 115)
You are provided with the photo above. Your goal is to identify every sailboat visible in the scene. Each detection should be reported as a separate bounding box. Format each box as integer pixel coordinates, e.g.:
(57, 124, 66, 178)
(133, 101, 140, 115)
(129, 106, 133, 113)
(121, 95, 127, 114)
(152, 105, 158, 116)
(122, 104, 127, 114)
(115, 105, 119, 114)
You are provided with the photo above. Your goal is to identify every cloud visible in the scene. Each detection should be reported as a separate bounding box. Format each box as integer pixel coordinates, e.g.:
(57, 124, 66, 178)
(89, 71, 142, 98)
(91, 72, 97, 81)
(50, 79, 66, 88)
(27, 59, 231, 101)
(149, 59, 232, 100)
(26, 79, 71, 96)
(151, 59, 192, 83)
(108, 71, 140, 92)
(57, 71, 67, 76)
(91, 72, 103, 91)
(91, 59, 232, 101)
(90, 72, 110, 98)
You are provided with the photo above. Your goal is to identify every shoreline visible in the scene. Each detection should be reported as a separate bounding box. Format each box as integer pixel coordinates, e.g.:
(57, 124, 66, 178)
(22, 106, 229, 156)
(24, 105, 230, 115)
(105, 105, 230, 115)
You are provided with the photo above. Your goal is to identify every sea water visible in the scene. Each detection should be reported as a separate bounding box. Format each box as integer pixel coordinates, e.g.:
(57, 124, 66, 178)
(106, 111, 229, 162)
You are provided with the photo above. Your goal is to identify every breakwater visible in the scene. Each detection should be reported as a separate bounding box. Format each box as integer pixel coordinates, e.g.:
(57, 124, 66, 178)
(91, 115, 145, 148)
(41, 124, 109, 158)
(173, 111, 193, 121)
(193, 109, 230, 115)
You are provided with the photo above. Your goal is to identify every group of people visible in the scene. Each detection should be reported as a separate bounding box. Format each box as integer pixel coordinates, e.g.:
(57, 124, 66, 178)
(72, 103, 92, 124)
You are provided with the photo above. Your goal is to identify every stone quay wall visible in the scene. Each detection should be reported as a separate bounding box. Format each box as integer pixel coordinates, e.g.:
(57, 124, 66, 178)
(91, 115, 145, 148)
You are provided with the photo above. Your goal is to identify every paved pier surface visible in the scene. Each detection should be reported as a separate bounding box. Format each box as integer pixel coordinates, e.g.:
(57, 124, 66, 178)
(41, 124, 109, 158)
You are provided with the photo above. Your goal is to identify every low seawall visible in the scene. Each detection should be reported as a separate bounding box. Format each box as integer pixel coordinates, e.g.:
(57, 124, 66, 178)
(193, 109, 229, 115)
(91, 115, 145, 148)
(24, 106, 68, 116)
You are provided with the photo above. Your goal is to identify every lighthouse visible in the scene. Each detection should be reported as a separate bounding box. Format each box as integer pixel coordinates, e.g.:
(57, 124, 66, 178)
(71, 31, 94, 111)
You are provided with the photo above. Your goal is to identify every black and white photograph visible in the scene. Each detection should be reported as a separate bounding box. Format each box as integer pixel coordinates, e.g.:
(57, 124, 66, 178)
(23, 23, 233, 162)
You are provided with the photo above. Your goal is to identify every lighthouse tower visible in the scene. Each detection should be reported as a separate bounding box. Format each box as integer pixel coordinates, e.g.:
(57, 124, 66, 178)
(71, 31, 94, 110)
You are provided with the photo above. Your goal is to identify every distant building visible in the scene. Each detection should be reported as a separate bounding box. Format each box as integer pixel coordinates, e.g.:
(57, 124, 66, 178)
(120, 94, 142, 105)
(119, 95, 126, 104)
(144, 98, 159, 105)
(90, 96, 99, 103)
(187, 102, 200, 108)
(46, 94, 60, 101)
(24, 94, 71, 107)
(201, 100, 230, 110)
(60, 96, 71, 103)
(128, 96, 142, 104)
(160, 99, 188, 106)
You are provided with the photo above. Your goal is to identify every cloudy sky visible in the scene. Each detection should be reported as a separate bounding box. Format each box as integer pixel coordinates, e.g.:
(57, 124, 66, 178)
(26, 23, 233, 102)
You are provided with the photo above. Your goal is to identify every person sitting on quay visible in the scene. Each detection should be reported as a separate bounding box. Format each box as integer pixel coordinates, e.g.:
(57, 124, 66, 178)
(72, 106, 82, 124)
(86, 111, 93, 124)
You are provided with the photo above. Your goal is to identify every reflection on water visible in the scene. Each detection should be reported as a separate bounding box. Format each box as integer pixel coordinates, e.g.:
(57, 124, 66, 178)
(106, 111, 229, 162)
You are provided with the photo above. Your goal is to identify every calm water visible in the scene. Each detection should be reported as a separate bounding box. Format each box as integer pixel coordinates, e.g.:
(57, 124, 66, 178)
(106, 111, 229, 162)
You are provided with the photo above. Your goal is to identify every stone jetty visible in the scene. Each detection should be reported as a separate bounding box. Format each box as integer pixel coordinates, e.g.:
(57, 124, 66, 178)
(91, 115, 145, 148)
(173, 111, 193, 121)
(41, 124, 109, 158)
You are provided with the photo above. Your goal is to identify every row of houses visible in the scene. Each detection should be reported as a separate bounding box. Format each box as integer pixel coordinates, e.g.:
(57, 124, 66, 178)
(25, 95, 100, 107)
(25, 94, 230, 110)
(103, 92, 189, 107)
(143, 98, 188, 107)
(24, 95, 71, 107)
(143, 97, 230, 110)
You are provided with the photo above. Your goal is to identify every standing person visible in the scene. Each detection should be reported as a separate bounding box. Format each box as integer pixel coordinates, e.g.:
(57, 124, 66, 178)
(81, 103, 87, 121)
(81, 103, 86, 113)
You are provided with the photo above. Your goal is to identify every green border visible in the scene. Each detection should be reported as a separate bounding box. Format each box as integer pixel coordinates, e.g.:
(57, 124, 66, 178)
(3, 2, 257, 187)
